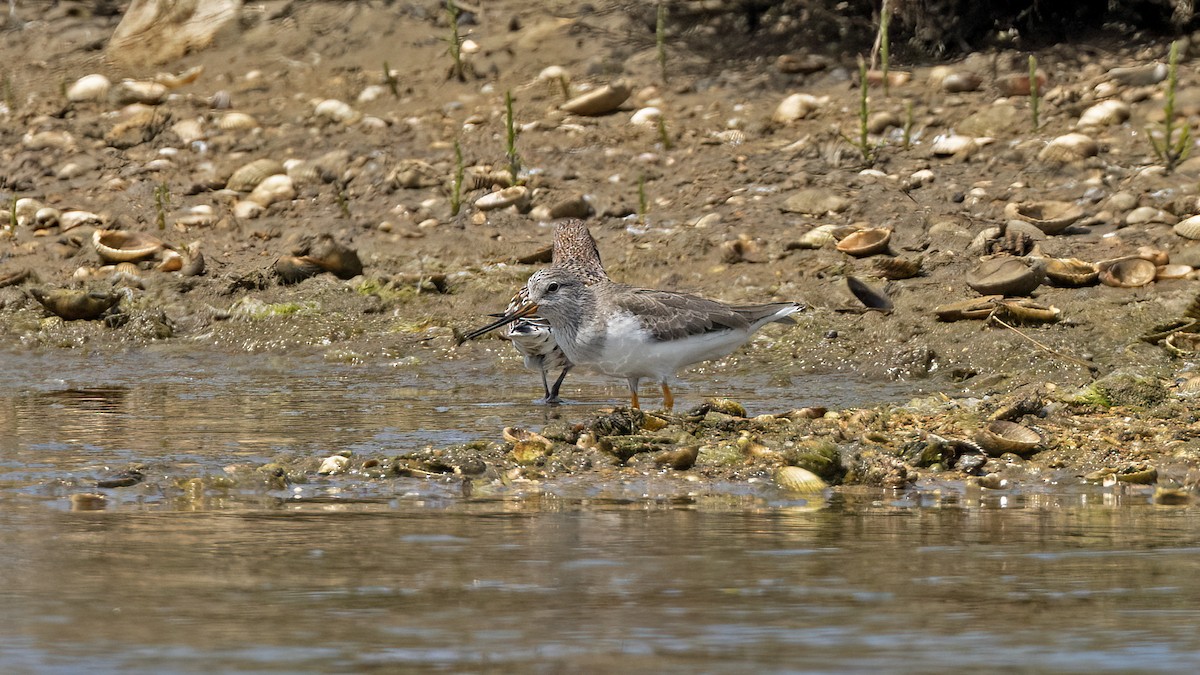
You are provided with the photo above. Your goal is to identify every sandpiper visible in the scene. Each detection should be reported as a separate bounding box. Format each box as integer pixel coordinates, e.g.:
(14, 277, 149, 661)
(483, 267, 804, 411)
(465, 219, 608, 402)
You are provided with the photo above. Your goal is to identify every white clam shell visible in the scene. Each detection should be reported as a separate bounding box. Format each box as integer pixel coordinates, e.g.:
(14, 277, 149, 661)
(60, 211, 102, 231)
(170, 119, 205, 145)
(246, 174, 295, 208)
(217, 112, 259, 130)
(314, 98, 361, 124)
(1038, 133, 1098, 163)
(630, 107, 662, 125)
(931, 134, 980, 157)
(1077, 100, 1130, 128)
(475, 186, 530, 211)
(561, 82, 631, 116)
(318, 455, 350, 475)
(772, 93, 824, 124)
(227, 158, 285, 192)
(67, 74, 111, 102)
(111, 79, 168, 105)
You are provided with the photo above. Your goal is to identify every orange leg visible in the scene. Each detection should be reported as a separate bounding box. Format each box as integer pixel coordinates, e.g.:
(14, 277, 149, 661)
(661, 383, 674, 412)
(628, 378, 641, 409)
(630, 390, 640, 409)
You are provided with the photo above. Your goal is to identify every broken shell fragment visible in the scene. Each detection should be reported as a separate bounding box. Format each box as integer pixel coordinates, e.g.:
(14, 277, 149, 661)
(974, 420, 1041, 457)
(92, 230, 163, 263)
(1004, 200, 1084, 235)
(475, 186, 530, 212)
(934, 296, 1002, 321)
(227, 158, 285, 192)
(110, 79, 168, 105)
(1077, 100, 1130, 128)
(1173, 215, 1200, 240)
(872, 256, 922, 280)
(1044, 258, 1098, 286)
(1038, 133, 1098, 163)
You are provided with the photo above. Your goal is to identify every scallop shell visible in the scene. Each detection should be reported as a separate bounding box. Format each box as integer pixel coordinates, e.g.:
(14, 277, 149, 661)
(1044, 258, 1098, 286)
(1077, 99, 1131, 128)
(1038, 133, 1099, 163)
(974, 420, 1041, 457)
(92, 229, 163, 263)
(967, 257, 1041, 296)
(774, 466, 829, 493)
(226, 158, 285, 192)
(793, 224, 841, 249)
(872, 256, 922, 280)
(835, 228, 891, 257)
(1164, 331, 1200, 357)
(1140, 318, 1198, 344)
(935, 296, 1001, 321)
(1098, 257, 1156, 288)
(67, 74, 111, 102)
(170, 119, 205, 145)
(475, 186, 531, 212)
(561, 81, 631, 116)
(314, 98, 360, 124)
(1173, 215, 1200, 240)
(1004, 200, 1084, 235)
(217, 112, 259, 130)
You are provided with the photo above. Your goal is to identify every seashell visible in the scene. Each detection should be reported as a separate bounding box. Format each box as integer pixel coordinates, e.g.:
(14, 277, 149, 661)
(843, 276, 893, 313)
(537, 65, 569, 82)
(209, 90, 232, 110)
(511, 439, 550, 465)
(941, 71, 982, 93)
(180, 241, 205, 277)
(974, 420, 1041, 457)
(92, 229, 163, 263)
(1044, 258, 1098, 286)
(1125, 206, 1175, 226)
(1038, 133, 1098, 163)
(934, 296, 1002, 321)
(772, 93, 824, 123)
(170, 118, 205, 145)
(246, 174, 295, 208)
(1173, 214, 1200, 240)
(931, 134, 979, 157)
(226, 158, 285, 192)
(996, 72, 1047, 97)
(174, 205, 217, 228)
(29, 287, 120, 321)
(466, 165, 514, 190)
(793, 224, 840, 249)
(995, 298, 1060, 323)
(1098, 256, 1156, 288)
(1107, 62, 1168, 86)
(0, 269, 32, 288)
(217, 112, 259, 130)
(1077, 100, 1130, 128)
(630, 107, 662, 125)
(157, 249, 183, 272)
(301, 234, 363, 280)
(110, 262, 144, 289)
(872, 256, 922, 280)
(1136, 246, 1170, 266)
(1004, 200, 1084, 235)
(110, 79, 168, 105)
(866, 70, 910, 88)
(835, 228, 891, 257)
(34, 207, 60, 228)
(475, 186, 530, 212)
(67, 74, 111, 102)
(1141, 318, 1198, 343)
(503, 426, 553, 448)
(967, 257, 1041, 296)
(14, 198, 43, 228)
(1156, 263, 1193, 280)
(233, 200, 264, 219)
(1115, 463, 1158, 484)
(22, 130, 75, 151)
(317, 454, 350, 475)
(274, 256, 324, 284)
(153, 65, 204, 89)
(774, 466, 829, 493)
(314, 98, 361, 124)
(561, 81, 631, 116)
(58, 211, 101, 231)
(1164, 331, 1200, 357)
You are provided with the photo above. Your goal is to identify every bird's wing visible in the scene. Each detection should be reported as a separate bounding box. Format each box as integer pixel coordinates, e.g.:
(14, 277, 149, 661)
(727, 302, 804, 326)
(613, 288, 751, 342)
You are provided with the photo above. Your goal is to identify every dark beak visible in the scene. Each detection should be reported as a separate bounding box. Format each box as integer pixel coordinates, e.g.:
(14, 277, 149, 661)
(458, 302, 539, 343)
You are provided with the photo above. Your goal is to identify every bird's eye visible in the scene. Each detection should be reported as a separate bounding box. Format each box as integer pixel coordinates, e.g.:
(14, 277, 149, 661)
(546, 282, 560, 293)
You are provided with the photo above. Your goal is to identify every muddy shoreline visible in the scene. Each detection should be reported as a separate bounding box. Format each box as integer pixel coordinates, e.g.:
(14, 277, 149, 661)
(2, 2, 1200, 501)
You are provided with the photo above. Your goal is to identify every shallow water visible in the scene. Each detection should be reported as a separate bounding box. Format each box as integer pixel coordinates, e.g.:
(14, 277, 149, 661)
(2, 347, 1198, 673)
